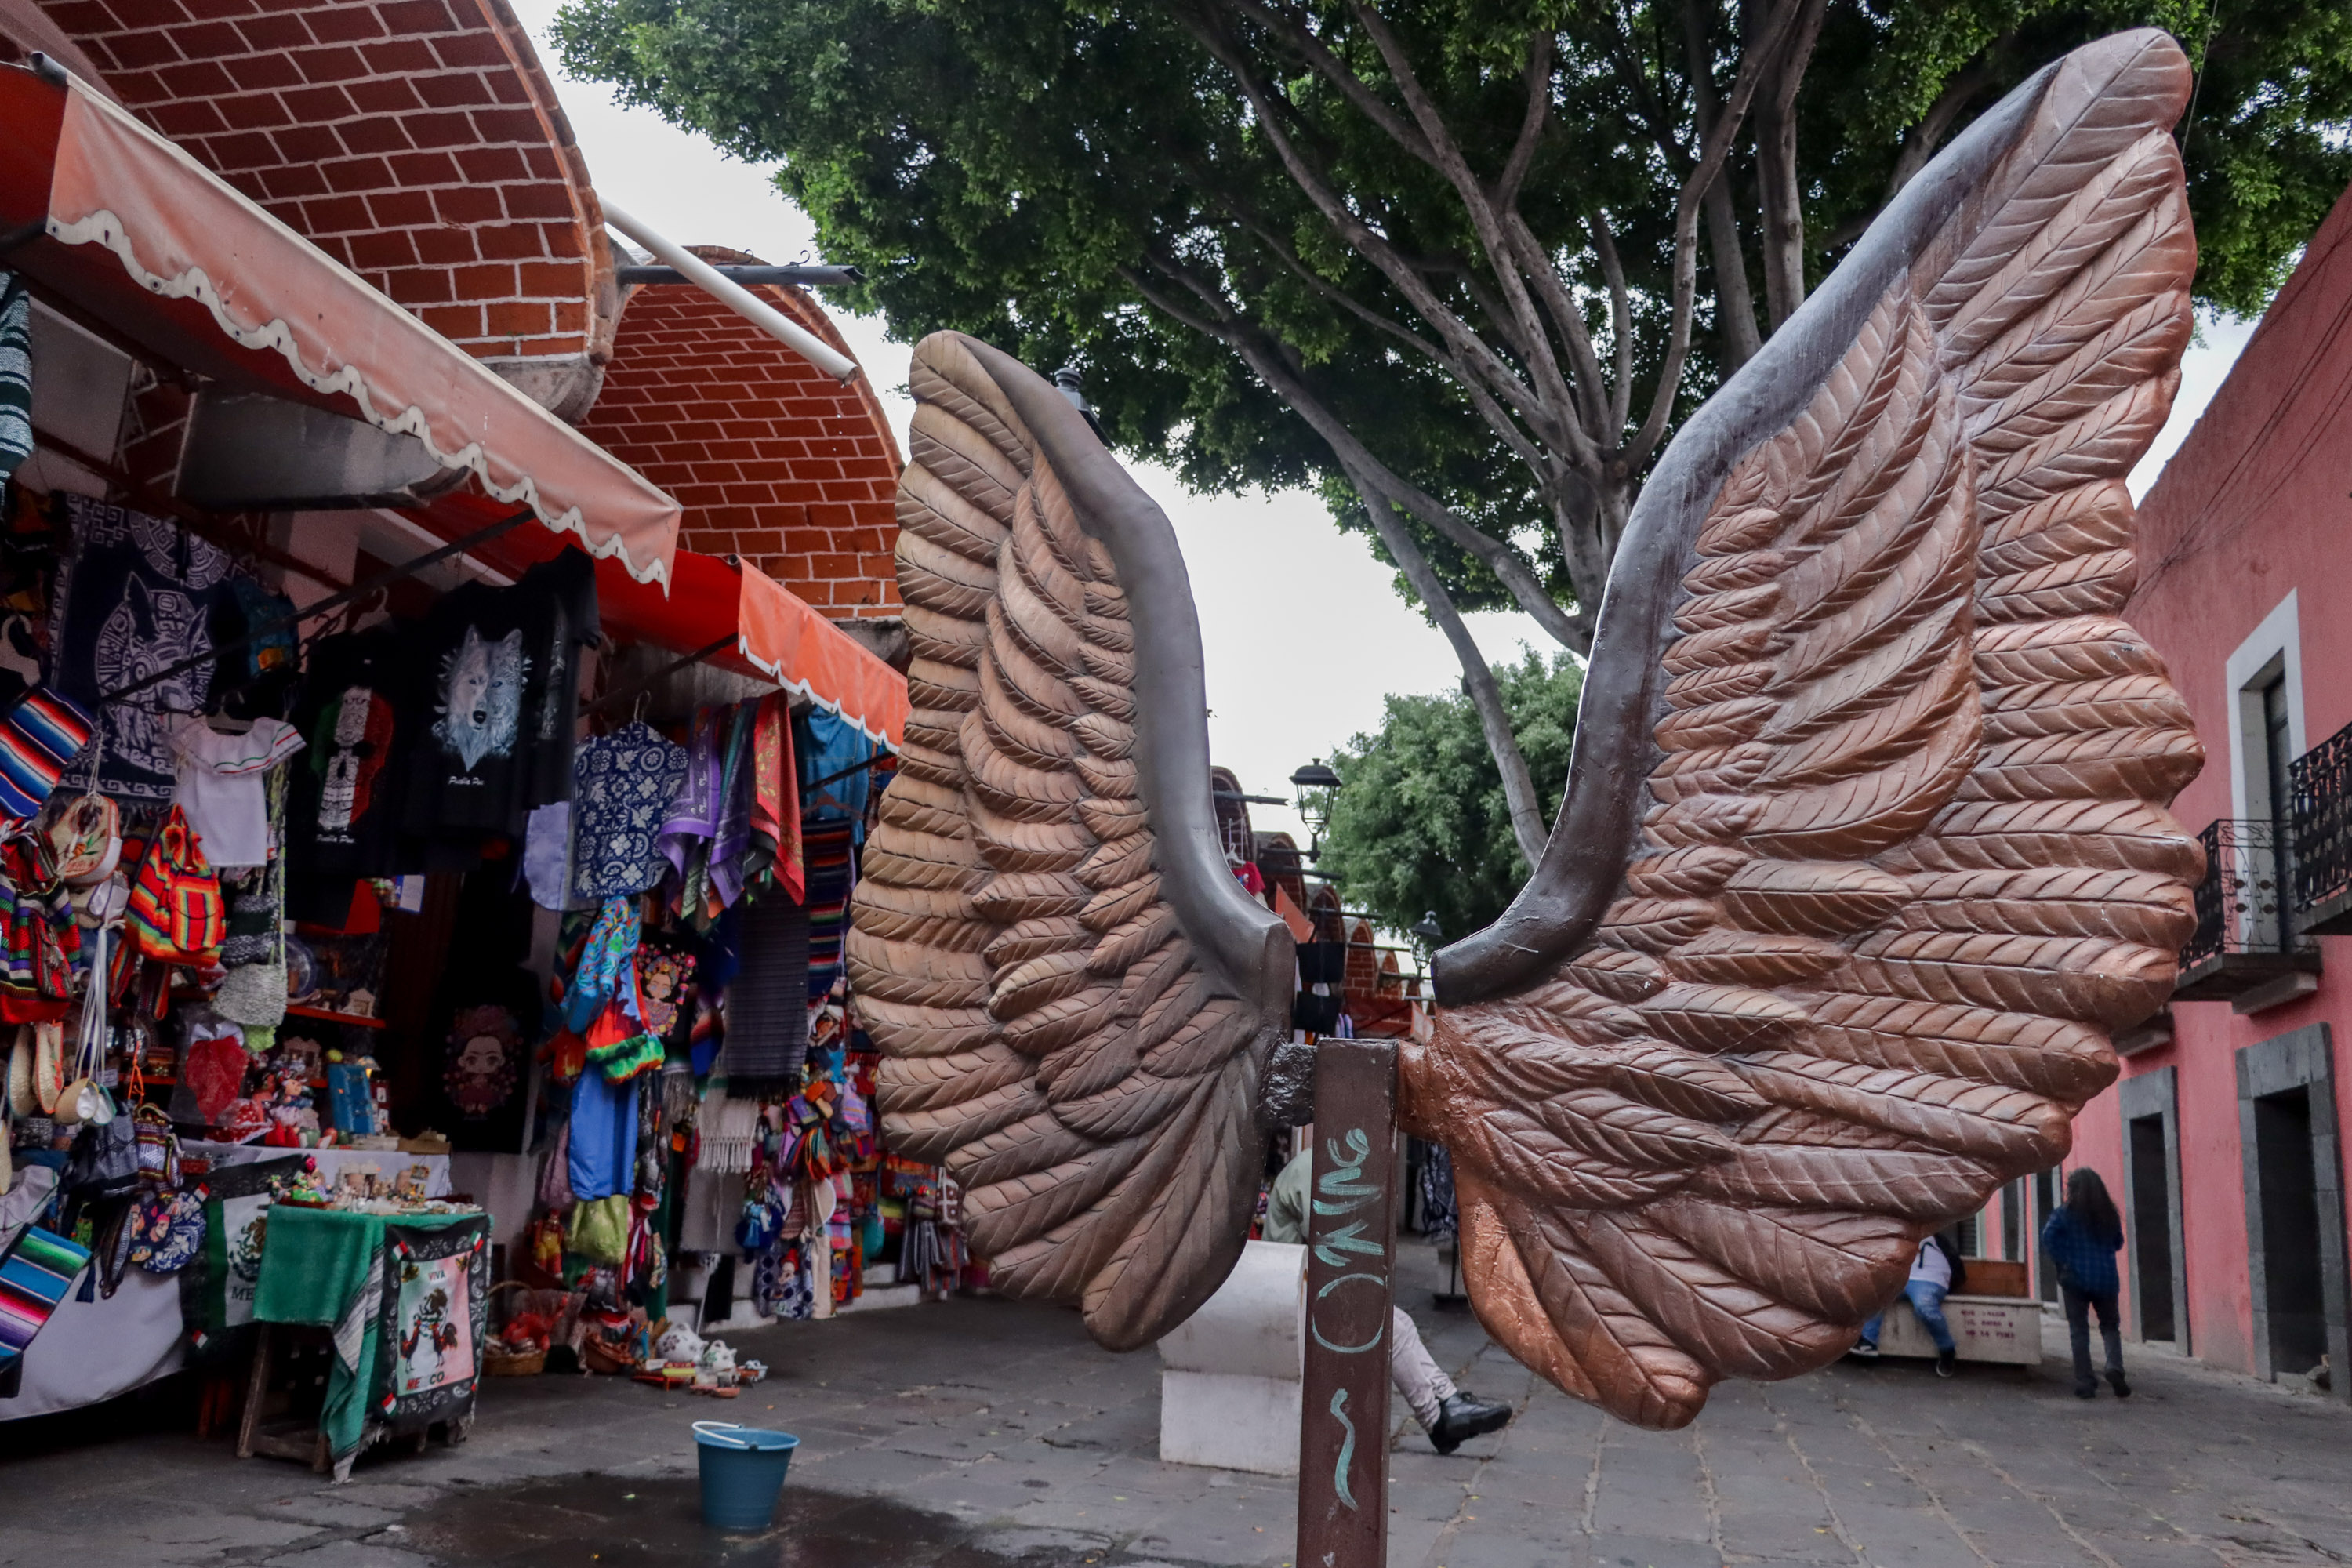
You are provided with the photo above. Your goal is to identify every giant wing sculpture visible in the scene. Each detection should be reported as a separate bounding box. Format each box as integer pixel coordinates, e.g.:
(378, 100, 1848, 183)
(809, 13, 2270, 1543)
(848, 333, 1294, 1351)
(1414, 29, 2203, 1428)
(851, 27, 2203, 1424)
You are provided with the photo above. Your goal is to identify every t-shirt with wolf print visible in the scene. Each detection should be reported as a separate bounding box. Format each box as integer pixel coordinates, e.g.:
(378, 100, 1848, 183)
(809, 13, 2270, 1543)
(404, 579, 535, 841)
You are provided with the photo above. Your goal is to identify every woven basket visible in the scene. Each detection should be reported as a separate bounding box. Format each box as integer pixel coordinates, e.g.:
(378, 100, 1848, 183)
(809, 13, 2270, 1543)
(485, 1282, 549, 1376)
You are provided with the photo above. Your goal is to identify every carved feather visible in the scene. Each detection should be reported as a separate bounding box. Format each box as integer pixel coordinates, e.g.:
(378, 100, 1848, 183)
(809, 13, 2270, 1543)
(1412, 31, 2203, 1428)
(848, 332, 1291, 1352)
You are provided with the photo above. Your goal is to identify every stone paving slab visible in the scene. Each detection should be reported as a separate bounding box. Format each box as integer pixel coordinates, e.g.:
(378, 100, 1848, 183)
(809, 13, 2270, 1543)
(7, 1243, 2352, 1566)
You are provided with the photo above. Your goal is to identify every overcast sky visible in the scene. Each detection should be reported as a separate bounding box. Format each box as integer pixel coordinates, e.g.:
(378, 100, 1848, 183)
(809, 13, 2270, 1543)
(512, 2, 2256, 858)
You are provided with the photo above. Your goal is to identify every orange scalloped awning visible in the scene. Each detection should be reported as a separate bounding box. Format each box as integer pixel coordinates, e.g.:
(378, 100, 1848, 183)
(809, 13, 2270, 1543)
(0, 62, 680, 586)
(594, 550, 906, 749)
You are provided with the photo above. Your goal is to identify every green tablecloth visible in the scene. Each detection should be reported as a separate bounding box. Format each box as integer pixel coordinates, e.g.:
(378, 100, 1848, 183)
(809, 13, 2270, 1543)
(253, 1207, 477, 1472)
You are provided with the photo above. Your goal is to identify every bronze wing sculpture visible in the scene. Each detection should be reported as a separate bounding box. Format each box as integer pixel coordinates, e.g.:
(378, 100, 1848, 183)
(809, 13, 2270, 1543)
(1414, 28, 2202, 1428)
(848, 332, 1294, 1352)
(850, 26, 2201, 1425)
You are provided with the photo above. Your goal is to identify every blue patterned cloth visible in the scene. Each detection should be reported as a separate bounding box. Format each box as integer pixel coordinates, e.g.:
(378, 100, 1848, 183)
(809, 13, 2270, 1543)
(2041, 1207, 2122, 1296)
(572, 721, 688, 899)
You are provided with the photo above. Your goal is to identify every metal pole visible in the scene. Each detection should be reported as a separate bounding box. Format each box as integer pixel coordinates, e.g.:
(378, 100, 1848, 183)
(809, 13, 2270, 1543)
(1297, 1036, 1397, 1568)
(602, 205, 862, 384)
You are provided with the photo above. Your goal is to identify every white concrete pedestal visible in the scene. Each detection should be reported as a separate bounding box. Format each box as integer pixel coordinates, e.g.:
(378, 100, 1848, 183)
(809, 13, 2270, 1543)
(1156, 1240, 1306, 1475)
(1880, 1293, 2043, 1365)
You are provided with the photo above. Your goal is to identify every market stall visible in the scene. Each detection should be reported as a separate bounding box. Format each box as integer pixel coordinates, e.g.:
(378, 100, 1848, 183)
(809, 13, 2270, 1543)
(0, 49, 960, 1468)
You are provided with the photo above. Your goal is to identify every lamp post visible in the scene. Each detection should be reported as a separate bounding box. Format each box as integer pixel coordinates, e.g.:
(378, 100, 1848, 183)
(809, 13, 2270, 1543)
(1290, 760, 1340, 858)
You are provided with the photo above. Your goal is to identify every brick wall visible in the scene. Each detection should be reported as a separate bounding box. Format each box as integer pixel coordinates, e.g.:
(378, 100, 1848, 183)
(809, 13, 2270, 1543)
(29, 0, 612, 365)
(575, 252, 904, 620)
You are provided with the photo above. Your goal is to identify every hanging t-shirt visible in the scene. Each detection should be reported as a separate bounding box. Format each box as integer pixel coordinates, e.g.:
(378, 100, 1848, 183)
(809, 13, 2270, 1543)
(402, 581, 533, 840)
(48, 495, 241, 803)
(164, 716, 303, 869)
(287, 630, 408, 880)
(514, 550, 598, 814)
(798, 709, 876, 844)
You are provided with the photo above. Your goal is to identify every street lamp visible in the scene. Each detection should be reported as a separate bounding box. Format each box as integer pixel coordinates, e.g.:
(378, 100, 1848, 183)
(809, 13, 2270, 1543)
(1290, 761, 1340, 856)
(1410, 910, 1443, 952)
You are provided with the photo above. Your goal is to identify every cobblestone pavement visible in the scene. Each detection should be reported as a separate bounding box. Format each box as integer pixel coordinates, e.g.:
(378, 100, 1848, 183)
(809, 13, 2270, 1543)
(6, 1243, 2352, 1568)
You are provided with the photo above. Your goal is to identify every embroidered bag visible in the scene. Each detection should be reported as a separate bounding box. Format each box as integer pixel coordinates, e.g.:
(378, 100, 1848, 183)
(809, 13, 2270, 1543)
(127, 807, 224, 964)
(129, 1189, 205, 1275)
(132, 1103, 180, 1190)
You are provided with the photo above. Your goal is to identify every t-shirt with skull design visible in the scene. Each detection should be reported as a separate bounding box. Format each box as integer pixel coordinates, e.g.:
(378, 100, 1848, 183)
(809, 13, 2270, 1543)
(285, 628, 407, 920)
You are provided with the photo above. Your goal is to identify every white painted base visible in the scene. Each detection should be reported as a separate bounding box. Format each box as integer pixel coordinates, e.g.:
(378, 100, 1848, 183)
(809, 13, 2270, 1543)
(1159, 1370, 1301, 1476)
(1878, 1293, 2043, 1365)
(1156, 1241, 1308, 1473)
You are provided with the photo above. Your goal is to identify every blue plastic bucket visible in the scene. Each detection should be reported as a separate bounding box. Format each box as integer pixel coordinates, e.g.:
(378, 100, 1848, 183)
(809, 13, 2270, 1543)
(693, 1421, 800, 1530)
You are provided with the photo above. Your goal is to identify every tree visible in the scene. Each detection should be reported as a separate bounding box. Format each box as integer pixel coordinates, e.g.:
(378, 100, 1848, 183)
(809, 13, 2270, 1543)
(1317, 651, 1582, 942)
(556, 0, 2352, 862)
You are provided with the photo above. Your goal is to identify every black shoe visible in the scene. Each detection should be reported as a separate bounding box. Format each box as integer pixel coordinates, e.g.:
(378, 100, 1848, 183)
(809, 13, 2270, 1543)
(1849, 1340, 1880, 1360)
(1936, 1350, 1956, 1378)
(1428, 1392, 1512, 1455)
(2074, 1382, 2097, 1399)
(2107, 1370, 2131, 1398)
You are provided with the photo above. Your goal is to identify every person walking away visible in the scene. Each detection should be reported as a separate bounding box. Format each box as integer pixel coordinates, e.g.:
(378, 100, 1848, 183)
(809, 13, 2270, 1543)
(1852, 1230, 1968, 1376)
(2042, 1168, 2129, 1399)
(1264, 1146, 1512, 1454)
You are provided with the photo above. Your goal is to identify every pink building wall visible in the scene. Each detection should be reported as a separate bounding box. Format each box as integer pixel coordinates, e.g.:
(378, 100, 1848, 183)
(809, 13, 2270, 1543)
(2064, 177, 2352, 1381)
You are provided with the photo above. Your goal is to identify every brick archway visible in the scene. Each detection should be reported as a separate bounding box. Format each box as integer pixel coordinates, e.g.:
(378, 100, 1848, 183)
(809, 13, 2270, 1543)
(12, 0, 614, 412)
(575, 249, 904, 622)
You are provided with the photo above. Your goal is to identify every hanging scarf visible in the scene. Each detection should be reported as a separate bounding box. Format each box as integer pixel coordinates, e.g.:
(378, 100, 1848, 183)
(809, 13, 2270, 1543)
(706, 701, 757, 913)
(657, 710, 720, 886)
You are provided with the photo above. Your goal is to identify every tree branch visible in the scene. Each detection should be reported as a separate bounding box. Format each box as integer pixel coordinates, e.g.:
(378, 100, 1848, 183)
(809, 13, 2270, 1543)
(1494, 27, 1553, 210)
(1751, 0, 1824, 330)
(1198, 0, 1437, 166)
(1624, 0, 1800, 470)
(1339, 455, 1552, 867)
(1589, 211, 1635, 437)
(1189, 20, 1587, 465)
(1683, 0, 1762, 370)
(1886, 60, 1995, 202)
(1341, 2, 1602, 457)
(1125, 256, 1592, 655)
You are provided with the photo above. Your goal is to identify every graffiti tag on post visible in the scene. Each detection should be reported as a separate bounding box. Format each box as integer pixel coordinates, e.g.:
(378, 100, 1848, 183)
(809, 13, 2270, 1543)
(1296, 1037, 1397, 1568)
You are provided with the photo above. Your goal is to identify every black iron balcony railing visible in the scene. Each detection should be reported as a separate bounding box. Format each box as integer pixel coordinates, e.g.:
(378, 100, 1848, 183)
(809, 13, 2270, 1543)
(2291, 718, 2352, 936)
(2176, 818, 2321, 1003)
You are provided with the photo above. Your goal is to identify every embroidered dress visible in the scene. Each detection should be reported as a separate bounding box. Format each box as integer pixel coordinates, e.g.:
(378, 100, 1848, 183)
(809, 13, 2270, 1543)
(571, 721, 688, 901)
(165, 716, 304, 868)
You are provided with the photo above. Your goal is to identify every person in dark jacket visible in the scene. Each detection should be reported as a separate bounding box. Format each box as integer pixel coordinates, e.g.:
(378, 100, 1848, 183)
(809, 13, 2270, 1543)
(2042, 1168, 2129, 1399)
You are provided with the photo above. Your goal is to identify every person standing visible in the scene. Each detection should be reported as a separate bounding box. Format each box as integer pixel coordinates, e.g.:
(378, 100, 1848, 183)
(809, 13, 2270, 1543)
(1852, 1230, 1967, 1375)
(2042, 1168, 2129, 1399)
(1264, 1147, 1512, 1454)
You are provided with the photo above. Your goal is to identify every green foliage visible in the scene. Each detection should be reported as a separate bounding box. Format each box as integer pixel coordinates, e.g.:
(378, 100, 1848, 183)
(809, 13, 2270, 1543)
(1799, 0, 2352, 318)
(554, 0, 2351, 617)
(1317, 650, 1582, 941)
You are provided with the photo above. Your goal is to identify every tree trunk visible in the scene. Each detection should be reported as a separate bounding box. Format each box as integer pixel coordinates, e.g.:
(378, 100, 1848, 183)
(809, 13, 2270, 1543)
(1751, 0, 1824, 331)
(1701, 176, 1762, 371)
(1346, 465, 1552, 868)
(1686, 0, 1761, 370)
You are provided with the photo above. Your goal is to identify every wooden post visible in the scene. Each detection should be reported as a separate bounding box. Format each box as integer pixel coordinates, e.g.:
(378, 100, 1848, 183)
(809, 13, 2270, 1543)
(1296, 1036, 1398, 1568)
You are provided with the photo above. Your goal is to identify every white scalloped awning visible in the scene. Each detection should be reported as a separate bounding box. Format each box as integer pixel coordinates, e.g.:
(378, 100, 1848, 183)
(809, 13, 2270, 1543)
(0, 64, 681, 586)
